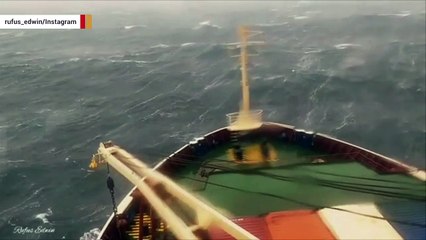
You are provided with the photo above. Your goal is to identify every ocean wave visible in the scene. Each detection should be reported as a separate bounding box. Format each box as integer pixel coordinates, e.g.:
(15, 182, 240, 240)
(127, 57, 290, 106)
(297, 54, 319, 71)
(35, 108, 52, 114)
(4, 160, 26, 164)
(304, 49, 323, 54)
(293, 15, 309, 20)
(377, 11, 411, 17)
(193, 20, 222, 30)
(264, 75, 285, 81)
(35, 208, 53, 224)
(340, 57, 366, 69)
(0, 186, 43, 217)
(124, 25, 147, 30)
(204, 78, 226, 90)
(0, 31, 14, 36)
(14, 31, 25, 37)
(309, 73, 333, 103)
(255, 22, 289, 27)
(79, 228, 100, 240)
(109, 59, 149, 64)
(196, 44, 228, 60)
(305, 10, 322, 15)
(150, 44, 170, 49)
(334, 43, 362, 50)
(69, 57, 80, 62)
(335, 111, 356, 131)
(181, 42, 196, 47)
(54, 57, 84, 65)
(222, 42, 241, 48)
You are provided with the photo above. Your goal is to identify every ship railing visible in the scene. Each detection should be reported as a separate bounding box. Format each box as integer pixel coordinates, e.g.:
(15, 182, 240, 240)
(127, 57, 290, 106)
(226, 109, 263, 131)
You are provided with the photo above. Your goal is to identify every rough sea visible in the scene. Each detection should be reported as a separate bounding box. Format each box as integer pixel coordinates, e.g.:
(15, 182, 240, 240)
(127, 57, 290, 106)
(0, 2, 425, 239)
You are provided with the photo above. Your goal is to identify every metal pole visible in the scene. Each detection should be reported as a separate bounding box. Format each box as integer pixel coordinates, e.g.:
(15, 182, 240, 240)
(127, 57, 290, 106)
(98, 144, 198, 240)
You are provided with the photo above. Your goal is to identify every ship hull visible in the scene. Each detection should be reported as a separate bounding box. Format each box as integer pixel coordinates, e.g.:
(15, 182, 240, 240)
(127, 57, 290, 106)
(97, 122, 425, 240)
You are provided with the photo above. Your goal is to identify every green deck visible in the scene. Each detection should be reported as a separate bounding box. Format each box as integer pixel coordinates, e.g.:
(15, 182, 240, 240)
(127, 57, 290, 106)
(173, 139, 425, 217)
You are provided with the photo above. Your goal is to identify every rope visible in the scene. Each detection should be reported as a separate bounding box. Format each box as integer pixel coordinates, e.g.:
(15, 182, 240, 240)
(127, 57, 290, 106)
(121, 150, 425, 200)
(106, 145, 425, 230)
(181, 176, 426, 228)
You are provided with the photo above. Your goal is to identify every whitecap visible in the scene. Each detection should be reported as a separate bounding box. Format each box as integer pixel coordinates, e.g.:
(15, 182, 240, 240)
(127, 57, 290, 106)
(204, 78, 227, 90)
(79, 228, 100, 240)
(6, 160, 26, 163)
(69, 57, 80, 62)
(335, 112, 355, 130)
(109, 59, 148, 64)
(265, 75, 285, 81)
(150, 44, 170, 49)
(181, 42, 196, 47)
(193, 20, 221, 30)
(378, 11, 411, 17)
(334, 43, 361, 50)
(222, 41, 264, 48)
(35, 108, 52, 114)
(35, 208, 53, 224)
(124, 25, 147, 30)
(255, 22, 288, 27)
(293, 16, 309, 20)
(223, 42, 240, 47)
(0, 32, 13, 36)
(304, 49, 322, 54)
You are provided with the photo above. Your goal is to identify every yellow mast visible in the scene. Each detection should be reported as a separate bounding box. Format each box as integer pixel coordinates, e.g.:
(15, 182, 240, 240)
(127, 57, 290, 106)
(226, 26, 263, 131)
(239, 26, 250, 113)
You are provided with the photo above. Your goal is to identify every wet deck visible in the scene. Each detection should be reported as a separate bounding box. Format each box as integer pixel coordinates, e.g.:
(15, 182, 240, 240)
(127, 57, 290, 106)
(174, 138, 425, 217)
(99, 124, 425, 240)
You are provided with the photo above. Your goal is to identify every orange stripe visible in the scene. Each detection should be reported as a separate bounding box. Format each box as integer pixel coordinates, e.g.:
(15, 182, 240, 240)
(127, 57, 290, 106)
(85, 14, 92, 29)
(265, 210, 335, 240)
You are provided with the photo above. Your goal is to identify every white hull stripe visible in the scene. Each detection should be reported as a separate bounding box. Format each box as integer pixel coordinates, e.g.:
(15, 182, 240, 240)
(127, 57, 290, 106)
(318, 203, 403, 240)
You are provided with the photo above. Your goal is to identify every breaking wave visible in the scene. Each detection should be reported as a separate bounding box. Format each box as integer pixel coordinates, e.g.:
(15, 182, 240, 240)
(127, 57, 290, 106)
(79, 228, 100, 240)
(35, 208, 53, 224)
(193, 20, 222, 30)
(124, 25, 147, 30)
(334, 43, 362, 50)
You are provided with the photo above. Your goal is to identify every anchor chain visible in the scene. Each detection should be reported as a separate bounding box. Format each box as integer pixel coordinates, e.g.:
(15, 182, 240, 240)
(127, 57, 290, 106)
(106, 163, 118, 216)
(106, 163, 124, 240)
